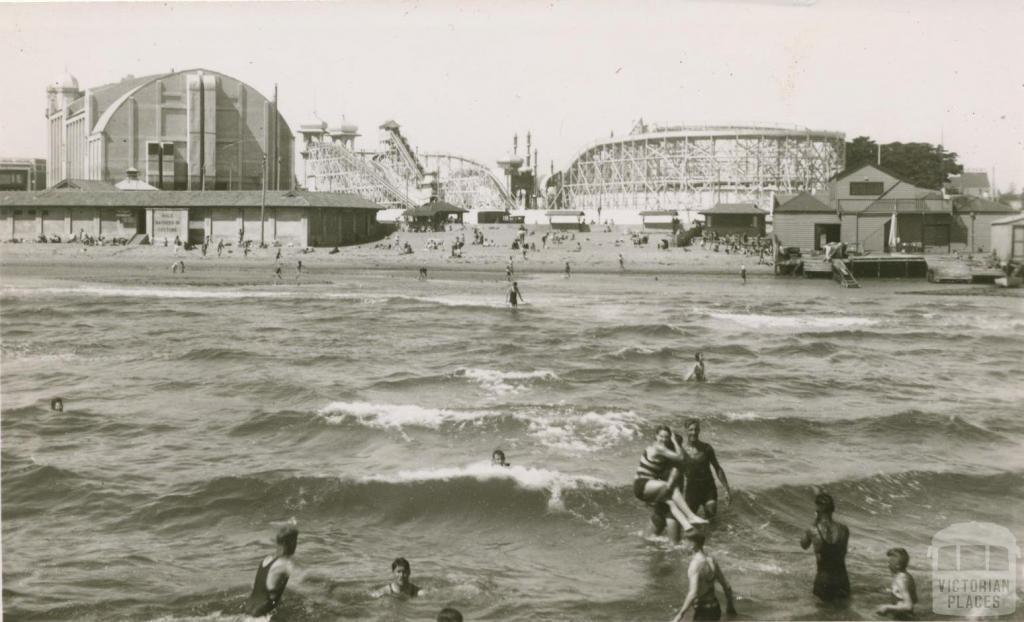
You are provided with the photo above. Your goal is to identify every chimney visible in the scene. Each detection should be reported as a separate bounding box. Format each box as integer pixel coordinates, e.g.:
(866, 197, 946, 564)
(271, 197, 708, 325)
(126, 167, 139, 181)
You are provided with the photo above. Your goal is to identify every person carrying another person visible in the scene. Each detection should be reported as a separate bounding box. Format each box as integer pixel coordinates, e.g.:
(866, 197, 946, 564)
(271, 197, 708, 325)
(679, 418, 731, 519)
(671, 531, 737, 621)
(876, 548, 917, 620)
(372, 557, 421, 598)
(635, 426, 708, 535)
(243, 525, 298, 616)
(800, 492, 850, 602)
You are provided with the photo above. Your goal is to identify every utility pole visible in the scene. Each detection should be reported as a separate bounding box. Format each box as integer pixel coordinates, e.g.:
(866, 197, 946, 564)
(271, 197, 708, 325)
(260, 153, 267, 246)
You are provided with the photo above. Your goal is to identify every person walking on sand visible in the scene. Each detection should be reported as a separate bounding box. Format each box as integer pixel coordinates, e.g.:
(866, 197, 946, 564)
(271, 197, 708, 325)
(800, 492, 850, 602)
(296, 260, 303, 282)
(619, 253, 625, 271)
(686, 352, 706, 382)
(671, 531, 737, 622)
(877, 548, 917, 620)
(507, 281, 524, 310)
(217, 239, 224, 257)
(243, 525, 298, 617)
(740, 264, 747, 284)
(564, 261, 572, 279)
(274, 264, 283, 282)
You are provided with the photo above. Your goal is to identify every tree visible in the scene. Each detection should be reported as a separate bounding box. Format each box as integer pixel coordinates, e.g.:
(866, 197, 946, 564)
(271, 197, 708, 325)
(845, 136, 963, 189)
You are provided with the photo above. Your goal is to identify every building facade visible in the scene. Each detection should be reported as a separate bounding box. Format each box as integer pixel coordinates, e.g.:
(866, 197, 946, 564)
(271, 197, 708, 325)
(774, 164, 1019, 254)
(0, 189, 383, 248)
(700, 203, 767, 237)
(45, 69, 293, 191)
(0, 158, 47, 191)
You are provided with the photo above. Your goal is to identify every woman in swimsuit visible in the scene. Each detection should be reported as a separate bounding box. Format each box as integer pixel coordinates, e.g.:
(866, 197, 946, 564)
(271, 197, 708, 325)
(800, 493, 850, 602)
(671, 531, 737, 621)
(635, 425, 708, 533)
(244, 525, 298, 616)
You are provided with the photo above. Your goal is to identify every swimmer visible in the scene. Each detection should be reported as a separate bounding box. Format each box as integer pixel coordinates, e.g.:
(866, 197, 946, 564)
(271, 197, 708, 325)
(491, 449, 511, 467)
(170, 260, 185, 274)
(800, 492, 850, 602)
(274, 265, 283, 281)
(507, 281, 524, 310)
(50, 397, 64, 412)
(437, 607, 464, 622)
(679, 418, 731, 519)
(685, 352, 706, 382)
(243, 525, 298, 616)
(740, 264, 747, 284)
(564, 261, 572, 279)
(619, 253, 625, 270)
(671, 531, 737, 622)
(419, 267, 429, 280)
(876, 548, 917, 620)
(372, 557, 420, 598)
(635, 426, 708, 534)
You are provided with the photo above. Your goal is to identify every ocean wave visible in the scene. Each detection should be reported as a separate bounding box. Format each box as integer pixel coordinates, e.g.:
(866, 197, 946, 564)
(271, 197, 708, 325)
(0, 285, 295, 300)
(706, 311, 879, 330)
(317, 401, 498, 429)
(455, 367, 558, 394)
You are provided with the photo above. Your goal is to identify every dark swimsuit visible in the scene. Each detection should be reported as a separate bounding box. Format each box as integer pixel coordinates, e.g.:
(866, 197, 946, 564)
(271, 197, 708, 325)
(244, 556, 289, 616)
(682, 442, 718, 512)
(813, 523, 850, 601)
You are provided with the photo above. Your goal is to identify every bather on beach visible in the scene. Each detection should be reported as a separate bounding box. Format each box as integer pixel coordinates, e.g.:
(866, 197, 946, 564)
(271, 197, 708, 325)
(635, 426, 708, 533)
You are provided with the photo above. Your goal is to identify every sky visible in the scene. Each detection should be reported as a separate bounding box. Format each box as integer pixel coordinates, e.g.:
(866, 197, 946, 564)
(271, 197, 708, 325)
(2, 0, 1023, 191)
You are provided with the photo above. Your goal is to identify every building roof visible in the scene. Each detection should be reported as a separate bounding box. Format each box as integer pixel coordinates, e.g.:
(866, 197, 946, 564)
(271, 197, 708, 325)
(701, 203, 767, 215)
(854, 198, 951, 214)
(546, 210, 584, 216)
(774, 192, 833, 213)
(828, 162, 910, 184)
(404, 201, 466, 217)
(639, 210, 679, 216)
(51, 179, 118, 191)
(0, 190, 383, 210)
(954, 196, 1018, 214)
(991, 213, 1024, 226)
(946, 172, 990, 192)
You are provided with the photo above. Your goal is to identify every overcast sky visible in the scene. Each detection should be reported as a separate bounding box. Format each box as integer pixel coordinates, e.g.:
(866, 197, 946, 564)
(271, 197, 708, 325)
(2, 0, 1022, 190)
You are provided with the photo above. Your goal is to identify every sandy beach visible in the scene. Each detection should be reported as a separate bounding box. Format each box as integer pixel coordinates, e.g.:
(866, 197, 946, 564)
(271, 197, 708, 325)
(0, 224, 774, 285)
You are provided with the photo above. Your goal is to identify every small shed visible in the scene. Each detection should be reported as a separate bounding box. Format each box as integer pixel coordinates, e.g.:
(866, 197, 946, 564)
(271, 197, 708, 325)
(546, 209, 585, 230)
(953, 197, 1020, 253)
(773, 192, 837, 251)
(640, 210, 680, 231)
(700, 203, 767, 237)
(475, 208, 509, 224)
(990, 213, 1024, 263)
(404, 200, 466, 229)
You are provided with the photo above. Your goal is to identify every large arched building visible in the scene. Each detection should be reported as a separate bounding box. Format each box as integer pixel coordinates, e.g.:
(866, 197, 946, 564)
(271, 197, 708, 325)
(555, 122, 845, 226)
(46, 68, 293, 191)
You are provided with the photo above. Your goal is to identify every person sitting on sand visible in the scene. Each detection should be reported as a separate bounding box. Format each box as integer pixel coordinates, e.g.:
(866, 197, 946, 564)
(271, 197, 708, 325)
(507, 282, 524, 310)
(492, 449, 511, 467)
(244, 525, 298, 616)
(800, 492, 850, 602)
(372, 557, 420, 598)
(635, 425, 708, 534)
(671, 531, 737, 622)
(679, 418, 731, 519)
(876, 548, 917, 620)
(685, 352, 706, 382)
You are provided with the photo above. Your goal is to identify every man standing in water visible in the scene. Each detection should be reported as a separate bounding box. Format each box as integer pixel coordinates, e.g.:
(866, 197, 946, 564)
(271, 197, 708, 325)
(876, 548, 917, 620)
(800, 492, 850, 602)
(680, 418, 731, 519)
(685, 352, 706, 382)
(244, 525, 298, 616)
(671, 531, 737, 621)
(507, 281, 524, 310)
(372, 557, 421, 598)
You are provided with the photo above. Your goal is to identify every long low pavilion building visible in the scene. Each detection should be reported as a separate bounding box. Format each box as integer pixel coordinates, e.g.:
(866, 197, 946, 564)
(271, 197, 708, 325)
(0, 189, 385, 247)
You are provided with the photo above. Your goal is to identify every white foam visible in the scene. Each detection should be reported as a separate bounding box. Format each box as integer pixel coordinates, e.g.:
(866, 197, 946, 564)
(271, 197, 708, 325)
(1, 285, 294, 301)
(317, 401, 495, 429)
(721, 411, 776, 422)
(363, 461, 608, 511)
(527, 409, 641, 452)
(707, 311, 878, 330)
(459, 368, 557, 395)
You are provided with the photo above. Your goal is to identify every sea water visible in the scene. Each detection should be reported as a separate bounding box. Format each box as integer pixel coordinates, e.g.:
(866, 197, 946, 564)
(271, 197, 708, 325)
(2, 272, 1022, 621)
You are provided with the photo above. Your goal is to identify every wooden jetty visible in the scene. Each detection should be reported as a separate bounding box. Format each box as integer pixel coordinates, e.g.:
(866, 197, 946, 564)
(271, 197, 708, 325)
(847, 256, 929, 279)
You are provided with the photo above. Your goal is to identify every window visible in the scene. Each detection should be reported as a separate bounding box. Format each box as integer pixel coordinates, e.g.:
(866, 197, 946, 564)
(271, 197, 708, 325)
(146, 141, 176, 189)
(850, 181, 884, 196)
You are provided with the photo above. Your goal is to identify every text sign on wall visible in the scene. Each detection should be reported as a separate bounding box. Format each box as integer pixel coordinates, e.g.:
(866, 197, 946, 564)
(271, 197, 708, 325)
(153, 209, 184, 241)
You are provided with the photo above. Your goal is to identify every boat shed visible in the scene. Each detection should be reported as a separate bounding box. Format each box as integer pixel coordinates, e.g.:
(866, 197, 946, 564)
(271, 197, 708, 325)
(0, 189, 385, 247)
(990, 213, 1024, 263)
(700, 203, 767, 237)
(772, 192, 837, 251)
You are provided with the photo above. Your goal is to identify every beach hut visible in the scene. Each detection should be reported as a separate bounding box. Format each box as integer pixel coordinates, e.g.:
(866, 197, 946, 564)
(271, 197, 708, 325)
(474, 208, 510, 224)
(546, 209, 585, 230)
(403, 201, 466, 230)
(700, 203, 767, 237)
(639, 210, 679, 231)
(990, 213, 1024, 263)
(773, 192, 836, 251)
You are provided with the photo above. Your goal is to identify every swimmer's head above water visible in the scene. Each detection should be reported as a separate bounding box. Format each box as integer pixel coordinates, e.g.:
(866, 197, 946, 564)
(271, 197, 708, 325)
(814, 492, 835, 516)
(654, 425, 672, 446)
(492, 449, 510, 467)
(886, 547, 909, 573)
(276, 525, 299, 556)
